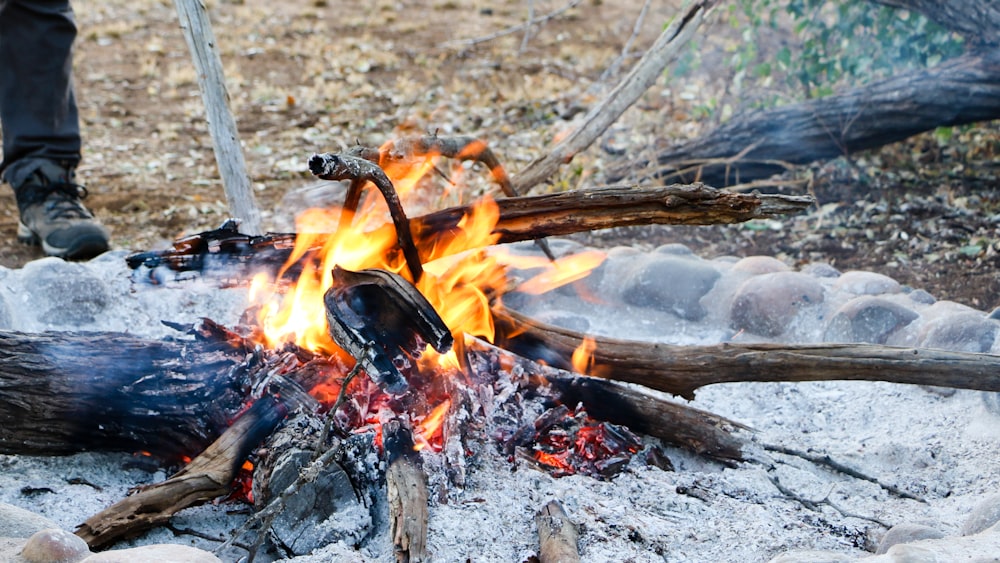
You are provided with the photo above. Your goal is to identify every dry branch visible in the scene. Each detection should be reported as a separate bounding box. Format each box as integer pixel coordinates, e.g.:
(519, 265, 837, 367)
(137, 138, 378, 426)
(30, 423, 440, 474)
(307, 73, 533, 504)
(76, 392, 304, 549)
(512, 0, 718, 192)
(173, 0, 262, 234)
(493, 306, 1000, 401)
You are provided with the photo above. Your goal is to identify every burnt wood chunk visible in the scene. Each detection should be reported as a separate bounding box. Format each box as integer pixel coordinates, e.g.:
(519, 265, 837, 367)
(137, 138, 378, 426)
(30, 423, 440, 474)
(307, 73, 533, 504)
(324, 267, 453, 394)
(536, 500, 581, 563)
(384, 419, 429, 563)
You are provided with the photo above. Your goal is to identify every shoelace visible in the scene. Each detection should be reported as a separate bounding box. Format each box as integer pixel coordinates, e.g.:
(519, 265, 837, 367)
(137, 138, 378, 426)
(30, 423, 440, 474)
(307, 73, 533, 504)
(42, 182, 93, 220)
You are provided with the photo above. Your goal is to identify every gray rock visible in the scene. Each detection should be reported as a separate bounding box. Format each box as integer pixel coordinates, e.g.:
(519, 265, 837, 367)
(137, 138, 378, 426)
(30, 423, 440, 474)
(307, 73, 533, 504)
(908, 289, 936, 305)
(654, 243, 694, 256)
(919, 312, 998, 353)
(730, 272, 824, 337)
(961, 493, 1000, 536)
(824, 296, 918, 344)
(19, 258, 110, 327)
(801, 262, 841, 278)
(767, 550, 854, 563)
(79, 545, 222, 562)
(730, 255, 790, 275)
(21, 528, 90, 563)
(989, 306, 1000, 321)
(833, 271, 901, 295)
(876, 523, 945, 554)
(0, 503, 59, 538)
(620, 255, 720, 321)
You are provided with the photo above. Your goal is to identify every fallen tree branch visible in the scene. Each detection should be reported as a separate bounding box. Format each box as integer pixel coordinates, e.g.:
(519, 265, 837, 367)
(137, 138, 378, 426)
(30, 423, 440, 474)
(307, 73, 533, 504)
(492, 306, 1000, 400)
(609, 49, 1000, 187)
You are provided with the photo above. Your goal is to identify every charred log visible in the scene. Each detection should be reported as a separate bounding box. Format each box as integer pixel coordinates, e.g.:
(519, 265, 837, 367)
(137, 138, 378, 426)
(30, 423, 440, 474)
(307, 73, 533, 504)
(493, 306, 1000, 401)
(0, 324, 345, 458)
(75, 391, 307, 549)
(126, 185, 812, 283)
(385, 419, 429, 563)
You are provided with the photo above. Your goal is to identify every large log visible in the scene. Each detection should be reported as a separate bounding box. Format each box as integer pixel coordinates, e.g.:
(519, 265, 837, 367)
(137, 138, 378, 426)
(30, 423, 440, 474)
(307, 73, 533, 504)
(0, 324, 342, 458)
(607, 0, 1000, 187)
(493, 306, 1000, 400)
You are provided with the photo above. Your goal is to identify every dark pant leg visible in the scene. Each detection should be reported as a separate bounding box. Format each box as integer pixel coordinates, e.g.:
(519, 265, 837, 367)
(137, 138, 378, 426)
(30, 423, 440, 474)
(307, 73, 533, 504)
(0, 0, 81, 188)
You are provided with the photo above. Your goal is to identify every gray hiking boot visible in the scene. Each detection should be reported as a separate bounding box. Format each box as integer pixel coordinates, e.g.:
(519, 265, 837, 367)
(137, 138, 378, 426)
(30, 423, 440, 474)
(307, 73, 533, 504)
(14, 162, 110, 260)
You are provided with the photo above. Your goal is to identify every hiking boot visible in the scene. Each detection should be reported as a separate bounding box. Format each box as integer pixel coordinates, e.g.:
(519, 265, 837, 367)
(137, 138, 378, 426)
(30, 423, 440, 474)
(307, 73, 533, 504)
(14, 164, 110, 260)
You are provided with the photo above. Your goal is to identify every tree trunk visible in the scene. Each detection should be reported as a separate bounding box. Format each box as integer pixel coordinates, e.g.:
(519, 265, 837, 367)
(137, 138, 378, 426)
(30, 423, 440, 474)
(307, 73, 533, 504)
(608, 0, 1000, 188)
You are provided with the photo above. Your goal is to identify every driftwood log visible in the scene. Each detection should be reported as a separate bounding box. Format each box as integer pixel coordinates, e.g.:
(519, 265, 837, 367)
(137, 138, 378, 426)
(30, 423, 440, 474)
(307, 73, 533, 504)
(608, 0, 1000, 187)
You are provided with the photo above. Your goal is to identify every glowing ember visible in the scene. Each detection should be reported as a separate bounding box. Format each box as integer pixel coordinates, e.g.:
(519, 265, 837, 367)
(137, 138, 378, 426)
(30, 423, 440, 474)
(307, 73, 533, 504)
(503, 405, 645, 479)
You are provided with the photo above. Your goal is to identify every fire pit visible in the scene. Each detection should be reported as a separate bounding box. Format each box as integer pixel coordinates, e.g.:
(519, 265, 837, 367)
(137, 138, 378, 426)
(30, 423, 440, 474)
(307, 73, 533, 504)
(1, 138, 999, 562)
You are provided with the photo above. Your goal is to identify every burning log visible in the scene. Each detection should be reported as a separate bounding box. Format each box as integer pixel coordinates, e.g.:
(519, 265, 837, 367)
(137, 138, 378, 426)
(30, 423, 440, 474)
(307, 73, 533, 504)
(76, 390, 310, 549)
(493, 306, 1000, 400)
(384, 419, 429, 563)
(535, 500, 580, 563)
(126, 184, 812, 282)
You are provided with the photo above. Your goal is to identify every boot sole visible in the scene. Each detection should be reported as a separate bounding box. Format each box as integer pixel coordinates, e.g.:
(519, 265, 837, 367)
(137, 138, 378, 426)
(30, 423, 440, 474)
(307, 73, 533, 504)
(18, 221, 110, 260)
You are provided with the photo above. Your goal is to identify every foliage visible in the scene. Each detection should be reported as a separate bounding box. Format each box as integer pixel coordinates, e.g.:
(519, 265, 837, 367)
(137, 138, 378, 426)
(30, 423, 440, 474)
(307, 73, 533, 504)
(674, 0, 966, 116)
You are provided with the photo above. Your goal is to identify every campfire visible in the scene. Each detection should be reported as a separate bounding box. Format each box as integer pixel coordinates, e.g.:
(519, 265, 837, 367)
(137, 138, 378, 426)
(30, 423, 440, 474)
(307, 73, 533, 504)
(4, 135, 1000, 561)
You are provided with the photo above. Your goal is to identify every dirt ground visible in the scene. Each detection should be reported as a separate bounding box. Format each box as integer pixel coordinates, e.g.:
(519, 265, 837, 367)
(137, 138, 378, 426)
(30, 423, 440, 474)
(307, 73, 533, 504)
(1, 0, 997, 311)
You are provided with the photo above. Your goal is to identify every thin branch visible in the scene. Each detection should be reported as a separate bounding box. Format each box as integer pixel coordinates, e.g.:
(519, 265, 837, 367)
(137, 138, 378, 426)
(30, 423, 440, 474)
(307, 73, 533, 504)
(438, 0, 582, 49)
(763, 443, 924, 502)
(512, 0, 719, 192)
(598, 0, 653, 84)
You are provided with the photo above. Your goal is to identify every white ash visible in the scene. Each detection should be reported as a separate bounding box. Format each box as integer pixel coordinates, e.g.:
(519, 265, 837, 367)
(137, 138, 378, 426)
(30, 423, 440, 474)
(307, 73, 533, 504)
(0, 241, 999, 562)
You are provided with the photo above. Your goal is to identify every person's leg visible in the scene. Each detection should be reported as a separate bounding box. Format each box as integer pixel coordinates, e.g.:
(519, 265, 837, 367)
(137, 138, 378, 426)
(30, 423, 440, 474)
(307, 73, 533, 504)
(0, 0, 109, 260)
(0, 0, 81, 187)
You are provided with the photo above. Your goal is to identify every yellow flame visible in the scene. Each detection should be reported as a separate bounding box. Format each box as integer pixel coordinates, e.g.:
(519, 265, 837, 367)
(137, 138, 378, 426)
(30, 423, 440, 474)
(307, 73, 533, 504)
(511, 250, 606, 295)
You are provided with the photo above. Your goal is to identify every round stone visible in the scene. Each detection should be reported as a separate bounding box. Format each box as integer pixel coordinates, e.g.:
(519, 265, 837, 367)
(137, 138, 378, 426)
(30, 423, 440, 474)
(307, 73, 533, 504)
(801, 262, 840, 278)
(961, 493, 1000, 536)
(832, 270, 901, 295)
(908, 289, 937, 305)
(919, 312, 999, 353)
(730, 272, 824, 337)
(653, 243, 694, 256)
(730, 255, 791, 275)
(620, 255, 720, 321)
(824, 296, 918, 344)
(0, 502, 59, 538)
(19, 258, 110, 327)
(876, 523, 946, 554)
(20, 528, 90, 563)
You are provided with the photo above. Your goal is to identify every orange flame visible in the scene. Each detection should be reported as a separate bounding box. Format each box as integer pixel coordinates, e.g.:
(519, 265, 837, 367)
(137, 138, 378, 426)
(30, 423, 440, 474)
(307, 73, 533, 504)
(414, 398, 451, 452)
(572, 337, 597, 375)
